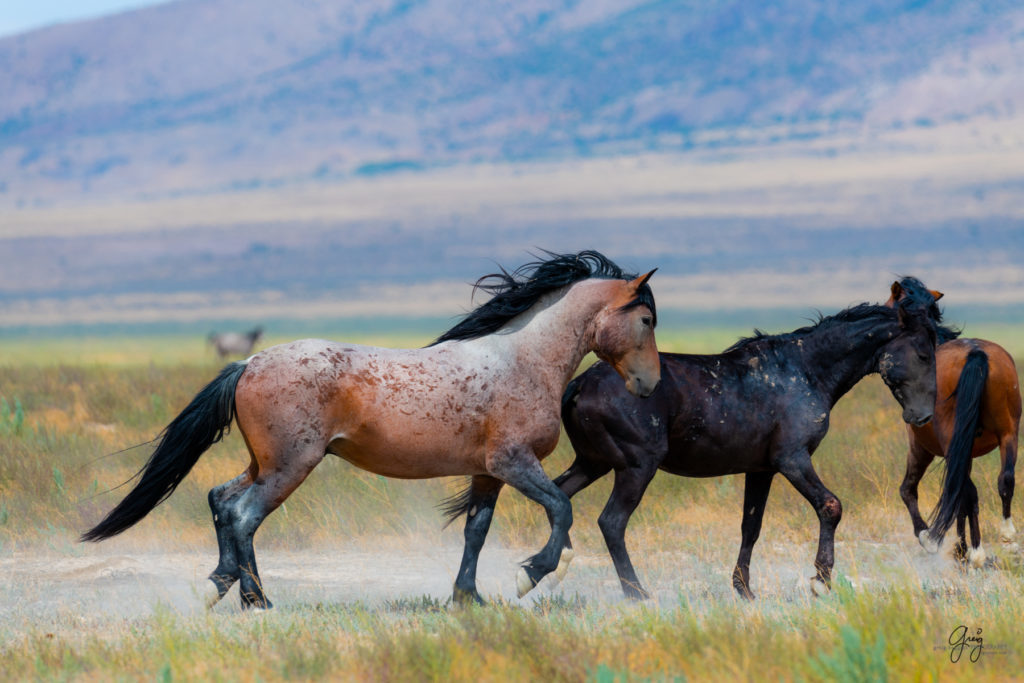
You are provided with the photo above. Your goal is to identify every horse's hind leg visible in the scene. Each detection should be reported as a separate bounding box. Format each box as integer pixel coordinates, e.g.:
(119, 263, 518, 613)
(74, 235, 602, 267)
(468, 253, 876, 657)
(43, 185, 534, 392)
(451, 475, 504, 606)
(998, 435, 1018, 549)
(205, 470, 255, 606)
(229, 456, 324, 610)
(732, 471, 775, 600)
(597, 463, 659, 600)
(899, 441, 936, 551)
(960, 478, 986, 568)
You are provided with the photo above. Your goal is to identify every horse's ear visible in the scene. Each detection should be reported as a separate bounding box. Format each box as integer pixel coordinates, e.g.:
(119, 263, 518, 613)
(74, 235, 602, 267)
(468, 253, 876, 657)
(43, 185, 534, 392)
(631, 269, 657, 290)
(930, 289, 944, 302)
(889, 281, 904, 302)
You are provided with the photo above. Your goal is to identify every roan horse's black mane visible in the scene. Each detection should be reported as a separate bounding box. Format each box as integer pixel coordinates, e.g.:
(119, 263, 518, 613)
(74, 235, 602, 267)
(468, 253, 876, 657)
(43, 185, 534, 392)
(431, 250, 656, 345)
(724, 302, 935, 354)
(892, 275, 961, 344)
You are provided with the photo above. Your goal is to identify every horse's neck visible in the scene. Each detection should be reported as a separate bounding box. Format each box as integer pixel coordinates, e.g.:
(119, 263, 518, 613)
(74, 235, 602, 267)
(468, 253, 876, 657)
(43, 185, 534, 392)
(802, 316, 898, 406)
(473, 280, 609, 393)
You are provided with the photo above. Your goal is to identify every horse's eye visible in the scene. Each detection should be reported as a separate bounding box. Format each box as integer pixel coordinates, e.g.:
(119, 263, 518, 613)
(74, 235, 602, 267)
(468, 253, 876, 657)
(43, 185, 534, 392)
(641, 316, 652, 327)
(917, 352, 930, 362)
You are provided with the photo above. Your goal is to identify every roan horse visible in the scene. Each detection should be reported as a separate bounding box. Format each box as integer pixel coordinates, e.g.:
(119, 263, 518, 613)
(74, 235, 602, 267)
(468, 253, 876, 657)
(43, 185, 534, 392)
(82, 251, 661, 608)
(885, 276, 1021, 566)
(556, 300, 937, 600)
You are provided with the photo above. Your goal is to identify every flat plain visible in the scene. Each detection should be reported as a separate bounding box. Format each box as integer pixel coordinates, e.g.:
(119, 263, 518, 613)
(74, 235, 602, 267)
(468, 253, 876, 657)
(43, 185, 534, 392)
(1, 327, 1023, 680)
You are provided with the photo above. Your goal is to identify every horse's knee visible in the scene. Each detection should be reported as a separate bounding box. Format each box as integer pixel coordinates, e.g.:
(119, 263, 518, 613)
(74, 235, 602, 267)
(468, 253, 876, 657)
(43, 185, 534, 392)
(820, 496, 842, 525)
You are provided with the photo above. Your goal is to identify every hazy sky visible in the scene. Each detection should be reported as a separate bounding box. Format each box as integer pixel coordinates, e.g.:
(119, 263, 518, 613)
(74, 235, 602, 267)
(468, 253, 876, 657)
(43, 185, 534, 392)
(0, 0, 168, 38)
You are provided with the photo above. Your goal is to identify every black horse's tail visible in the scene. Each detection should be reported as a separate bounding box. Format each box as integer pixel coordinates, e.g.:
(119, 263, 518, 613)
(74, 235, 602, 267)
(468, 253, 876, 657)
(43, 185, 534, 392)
(81, 362, 248, 542)
(928, 349, 988, 544)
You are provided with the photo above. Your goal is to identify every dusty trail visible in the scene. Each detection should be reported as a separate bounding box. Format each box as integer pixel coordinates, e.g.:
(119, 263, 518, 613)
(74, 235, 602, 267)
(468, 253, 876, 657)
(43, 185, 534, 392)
(1, 535, 1016, 633)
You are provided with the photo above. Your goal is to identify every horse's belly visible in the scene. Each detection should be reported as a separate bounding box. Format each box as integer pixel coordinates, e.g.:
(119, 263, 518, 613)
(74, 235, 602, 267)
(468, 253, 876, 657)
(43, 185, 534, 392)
(661, 439, 771, 477)
(327, 433, 487, 479)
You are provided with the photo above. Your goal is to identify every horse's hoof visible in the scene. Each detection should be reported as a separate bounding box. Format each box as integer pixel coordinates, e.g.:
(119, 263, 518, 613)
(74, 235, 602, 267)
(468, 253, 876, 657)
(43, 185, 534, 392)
(452, 585, 485, 607)
(516, 567, 536, 598)
(809, 577, 830, 597)
(200, 580, 223, 609)
(1000, 517, 1017, 544)
(918, 529, 940, 554)
(624, 585, 651, 601)
(968, 546, 987, 569)
(1003, 542, 1020, 554)
(553, 548, 575, 584)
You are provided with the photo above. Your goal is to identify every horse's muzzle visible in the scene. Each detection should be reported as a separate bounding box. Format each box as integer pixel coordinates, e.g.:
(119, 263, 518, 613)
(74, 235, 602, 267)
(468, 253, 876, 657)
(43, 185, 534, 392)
(628, 375, 661, 398)
(907, 412, 933, 427)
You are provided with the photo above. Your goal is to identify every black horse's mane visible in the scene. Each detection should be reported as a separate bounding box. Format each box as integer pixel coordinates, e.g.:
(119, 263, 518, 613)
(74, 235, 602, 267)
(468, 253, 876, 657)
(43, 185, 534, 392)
(725, 302, 924, 353)
(893, 275, 961, 343)
(431, 250, 656, 345)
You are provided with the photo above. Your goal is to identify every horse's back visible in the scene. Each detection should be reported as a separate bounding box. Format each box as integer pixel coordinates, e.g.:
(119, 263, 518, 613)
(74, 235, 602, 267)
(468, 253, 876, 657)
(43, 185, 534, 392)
(235, 339, 507, 478)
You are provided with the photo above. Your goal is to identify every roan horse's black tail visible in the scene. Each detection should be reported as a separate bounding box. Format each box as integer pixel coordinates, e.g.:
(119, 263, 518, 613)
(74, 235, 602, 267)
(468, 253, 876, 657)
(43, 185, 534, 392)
(928, 349, 988, 544)
(81, 362, 248, 542)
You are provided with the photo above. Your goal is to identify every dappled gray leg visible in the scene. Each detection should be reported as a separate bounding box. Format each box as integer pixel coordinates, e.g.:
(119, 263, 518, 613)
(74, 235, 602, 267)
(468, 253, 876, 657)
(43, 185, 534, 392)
(489, 448, 573, 597)
(548, 460, 613, 579)
(205, 473, 251, 607)
(452, 476, 504, 605)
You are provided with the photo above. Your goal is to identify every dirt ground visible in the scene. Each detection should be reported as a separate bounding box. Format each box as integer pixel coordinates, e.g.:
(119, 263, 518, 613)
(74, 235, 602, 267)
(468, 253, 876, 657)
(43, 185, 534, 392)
(2, 534, 1017, 632)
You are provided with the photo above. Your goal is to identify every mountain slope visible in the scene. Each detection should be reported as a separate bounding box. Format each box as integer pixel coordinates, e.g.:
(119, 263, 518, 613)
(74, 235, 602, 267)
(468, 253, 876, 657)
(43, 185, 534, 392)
(0, 0, 1021, 203)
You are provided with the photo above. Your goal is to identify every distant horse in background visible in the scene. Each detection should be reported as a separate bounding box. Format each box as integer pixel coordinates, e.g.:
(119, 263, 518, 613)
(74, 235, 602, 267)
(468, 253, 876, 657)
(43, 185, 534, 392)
(208, 327, 264, 359)
(886, 277, 1021, 566)
(558, 299, 938, 600)
(81, 251, 661, 609)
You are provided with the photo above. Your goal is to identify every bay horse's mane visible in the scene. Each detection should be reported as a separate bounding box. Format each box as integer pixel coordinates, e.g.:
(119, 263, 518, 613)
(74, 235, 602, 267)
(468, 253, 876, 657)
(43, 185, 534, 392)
(892, 275, 961, 344)
(431, 249, 657, 345)
(724, 302, 933, 353)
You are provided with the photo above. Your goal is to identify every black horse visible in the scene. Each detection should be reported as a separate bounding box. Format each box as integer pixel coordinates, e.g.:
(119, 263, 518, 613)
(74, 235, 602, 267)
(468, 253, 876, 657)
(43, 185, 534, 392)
(557, 301, 938, 599)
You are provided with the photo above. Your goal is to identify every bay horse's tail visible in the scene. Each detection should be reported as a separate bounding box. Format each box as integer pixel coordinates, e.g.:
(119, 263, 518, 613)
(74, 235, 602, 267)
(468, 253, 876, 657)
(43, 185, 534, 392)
(81, 361, 248, 542)
(928, 349, 988, 544)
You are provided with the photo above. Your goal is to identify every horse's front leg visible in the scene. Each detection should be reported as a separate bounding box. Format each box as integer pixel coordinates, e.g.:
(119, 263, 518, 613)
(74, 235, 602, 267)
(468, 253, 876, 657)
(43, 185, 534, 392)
(547, 459, 613, 583)
(776, 451, 842, 595)
(451, 475, 504, 605)
(899, 441, 937, 552)
(595, 463, 660, 600)
(489, 447, 573, 598)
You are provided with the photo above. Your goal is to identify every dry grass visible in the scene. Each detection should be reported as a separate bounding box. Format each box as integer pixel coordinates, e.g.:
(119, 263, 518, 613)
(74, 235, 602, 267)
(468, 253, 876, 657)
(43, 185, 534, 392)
(1, 328, 1022, 680)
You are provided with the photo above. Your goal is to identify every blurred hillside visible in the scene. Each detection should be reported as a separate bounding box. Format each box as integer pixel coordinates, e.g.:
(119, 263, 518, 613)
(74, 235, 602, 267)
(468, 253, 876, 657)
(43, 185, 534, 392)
(1, 0, 1021, 203)
(0, 0, 1022, 328)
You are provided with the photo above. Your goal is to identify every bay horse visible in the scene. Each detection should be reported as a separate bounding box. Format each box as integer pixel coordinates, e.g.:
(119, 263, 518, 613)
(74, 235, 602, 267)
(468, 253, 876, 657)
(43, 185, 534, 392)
(554, 300, 937, 600)
(886, 276, 1021, 566)
(81, 251, 661, 609)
